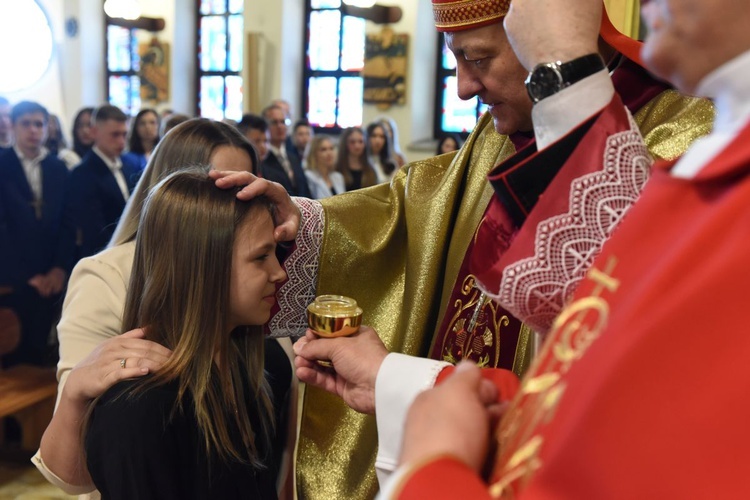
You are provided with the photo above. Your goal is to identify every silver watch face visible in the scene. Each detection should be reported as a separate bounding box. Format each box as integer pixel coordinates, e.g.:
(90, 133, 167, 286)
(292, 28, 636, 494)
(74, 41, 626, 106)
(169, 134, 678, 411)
(525, 63, 564, 103)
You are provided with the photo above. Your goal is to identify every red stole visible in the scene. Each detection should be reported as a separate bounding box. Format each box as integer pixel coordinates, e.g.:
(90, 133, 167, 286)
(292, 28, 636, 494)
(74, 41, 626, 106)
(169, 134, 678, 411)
(470, 60, 666, 335)
(489, 109, 750, 498)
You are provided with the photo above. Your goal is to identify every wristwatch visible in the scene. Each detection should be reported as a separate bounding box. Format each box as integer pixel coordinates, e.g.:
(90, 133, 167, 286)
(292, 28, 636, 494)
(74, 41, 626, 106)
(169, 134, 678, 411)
(525, 54, 605, 104)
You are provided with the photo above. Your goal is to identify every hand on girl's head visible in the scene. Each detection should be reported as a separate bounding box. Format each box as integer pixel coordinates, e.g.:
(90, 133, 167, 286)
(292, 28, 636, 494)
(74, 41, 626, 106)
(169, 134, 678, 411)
(210, 170, 301, 242)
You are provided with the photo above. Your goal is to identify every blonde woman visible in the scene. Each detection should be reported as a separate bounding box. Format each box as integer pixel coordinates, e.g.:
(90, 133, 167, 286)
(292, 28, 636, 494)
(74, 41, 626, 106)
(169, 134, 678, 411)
(85, 170, 287, 498)
(304, 135, 345, 199)
(34, 119, 299, 498)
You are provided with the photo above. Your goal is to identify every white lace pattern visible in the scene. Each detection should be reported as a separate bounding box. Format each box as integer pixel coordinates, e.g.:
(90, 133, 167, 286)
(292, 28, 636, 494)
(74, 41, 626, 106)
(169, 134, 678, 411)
(268, 198, 324, 337)
(486, 113, 651, 334)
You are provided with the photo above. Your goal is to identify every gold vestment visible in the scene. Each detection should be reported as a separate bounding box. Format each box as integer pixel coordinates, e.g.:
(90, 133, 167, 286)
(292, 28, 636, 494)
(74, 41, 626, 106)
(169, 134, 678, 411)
(296, 91, 714, 499)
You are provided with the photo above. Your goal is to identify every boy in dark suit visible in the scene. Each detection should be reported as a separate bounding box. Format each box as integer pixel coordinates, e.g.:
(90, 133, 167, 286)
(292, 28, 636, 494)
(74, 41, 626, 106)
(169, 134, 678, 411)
(0, 101, 74, 365)
(68, 105, 141, 258)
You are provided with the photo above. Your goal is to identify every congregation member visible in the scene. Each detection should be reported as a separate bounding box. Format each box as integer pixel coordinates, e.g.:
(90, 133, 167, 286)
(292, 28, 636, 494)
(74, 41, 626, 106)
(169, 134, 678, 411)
(304, 135, 345, 199)
(123, 108, 160, 170)
(237, 113, 270, 163)
(289, 119, 313, 168)
(383, 0, 750, 496)
(435, 133, 461, 156)
(34, 119, 299, 498)
(67, 104, 141, 259)
(84, 170, 288, 499)
(0, 96, 12, 150)
(336, 126, 378, 191)
(365, 121, 397, 182)
(271, 98, 292, 122)
(43, 114, 65, 157)
(161, 112, 190, 136)
(0, 101, 74, 365)
(377, 116, 407, 168)
(281, 0, 715, 497)
(260, 104, 311, 197)
(61, 107, 95, 169)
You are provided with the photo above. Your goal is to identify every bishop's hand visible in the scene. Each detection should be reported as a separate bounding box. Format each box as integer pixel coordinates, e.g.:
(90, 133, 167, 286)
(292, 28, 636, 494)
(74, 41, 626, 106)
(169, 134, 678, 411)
(293, 326, 388, 414)
(504, 0, 602, 71)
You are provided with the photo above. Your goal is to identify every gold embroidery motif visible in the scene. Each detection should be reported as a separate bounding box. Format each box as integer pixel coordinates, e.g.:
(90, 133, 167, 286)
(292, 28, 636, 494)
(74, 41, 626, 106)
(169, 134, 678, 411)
(490, 257, 620, 497)
(442, 274, 512, 364)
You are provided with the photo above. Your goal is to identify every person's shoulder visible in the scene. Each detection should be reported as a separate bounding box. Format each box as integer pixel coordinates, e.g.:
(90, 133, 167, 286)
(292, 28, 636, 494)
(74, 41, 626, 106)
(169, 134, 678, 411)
(100, 378, 177, 406)
(261, 150, 279, 166)
(90, 379, 182, 442)
(91, 241, 135, 268)
(304, 169, 321, 181)
(0, 147, 14, 163)
(70, 153, 98, 177)
(121, 152, 142, 169)
(70, 241, 135, 285)
(0, 149, 16, 176)
(75, 151, 97, 166)
(42, 151, 68, 172)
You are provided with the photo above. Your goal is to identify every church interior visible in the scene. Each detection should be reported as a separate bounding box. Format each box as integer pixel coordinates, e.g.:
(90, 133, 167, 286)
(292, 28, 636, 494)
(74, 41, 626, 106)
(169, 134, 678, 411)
(0, 0, 643, 497)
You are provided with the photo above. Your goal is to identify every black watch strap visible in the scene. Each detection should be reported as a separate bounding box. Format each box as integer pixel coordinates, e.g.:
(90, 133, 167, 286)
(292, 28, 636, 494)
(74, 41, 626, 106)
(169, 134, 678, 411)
(560, 54, 605, 85)
(525, 53, 605, 104)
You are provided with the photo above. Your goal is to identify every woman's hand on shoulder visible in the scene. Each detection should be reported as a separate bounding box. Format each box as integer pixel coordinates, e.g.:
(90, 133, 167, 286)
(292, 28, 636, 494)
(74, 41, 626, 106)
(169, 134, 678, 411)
(63, 328, 172, 404)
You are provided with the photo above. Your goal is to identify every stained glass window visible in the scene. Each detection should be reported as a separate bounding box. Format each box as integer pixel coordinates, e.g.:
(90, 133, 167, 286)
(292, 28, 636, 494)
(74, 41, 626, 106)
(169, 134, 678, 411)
(106, 24, 140, 115)
(198, 0, 243, 121)
(434, 33, 486, 137)
(304, 1, 365, 132)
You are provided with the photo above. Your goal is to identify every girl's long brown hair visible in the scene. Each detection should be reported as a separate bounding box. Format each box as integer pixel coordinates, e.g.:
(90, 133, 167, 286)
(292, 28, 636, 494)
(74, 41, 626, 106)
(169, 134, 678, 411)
(121, 168, 274, 466)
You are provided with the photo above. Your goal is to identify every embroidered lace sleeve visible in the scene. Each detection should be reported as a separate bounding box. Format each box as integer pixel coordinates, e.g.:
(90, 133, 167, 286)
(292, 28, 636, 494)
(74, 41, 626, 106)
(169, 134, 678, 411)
(268, 197, 324, 337)
(476, 98, 651, 334)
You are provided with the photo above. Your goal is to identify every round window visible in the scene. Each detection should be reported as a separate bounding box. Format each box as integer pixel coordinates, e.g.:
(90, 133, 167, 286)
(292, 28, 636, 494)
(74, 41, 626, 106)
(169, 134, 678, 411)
(0, 0, 54, 93)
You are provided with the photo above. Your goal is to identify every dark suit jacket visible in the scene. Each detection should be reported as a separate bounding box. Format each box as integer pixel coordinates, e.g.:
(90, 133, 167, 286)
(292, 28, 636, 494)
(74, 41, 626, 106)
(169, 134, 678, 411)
(286, 137, 305, 172)
(0, 149, 75, 287)
(260, 146, 311, 198)
(68, 151, 141, 258)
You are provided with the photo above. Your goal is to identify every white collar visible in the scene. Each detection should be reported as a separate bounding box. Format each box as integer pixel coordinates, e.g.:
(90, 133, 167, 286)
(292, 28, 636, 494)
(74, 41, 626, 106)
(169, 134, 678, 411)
(13, 145, 47, 163)
(93, 146, 122, 170)
(695, 49, 750, 133)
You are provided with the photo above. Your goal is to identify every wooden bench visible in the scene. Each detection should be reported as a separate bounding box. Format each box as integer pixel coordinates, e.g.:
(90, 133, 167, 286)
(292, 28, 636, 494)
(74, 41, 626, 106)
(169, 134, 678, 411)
(0, 308, 58, 450)
(0, 366, 57, 450)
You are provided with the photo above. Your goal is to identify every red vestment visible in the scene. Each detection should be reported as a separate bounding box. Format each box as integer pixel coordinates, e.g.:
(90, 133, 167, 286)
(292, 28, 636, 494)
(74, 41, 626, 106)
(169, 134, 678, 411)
(429, 58, 670, 369)
(397, 96, 750, 498)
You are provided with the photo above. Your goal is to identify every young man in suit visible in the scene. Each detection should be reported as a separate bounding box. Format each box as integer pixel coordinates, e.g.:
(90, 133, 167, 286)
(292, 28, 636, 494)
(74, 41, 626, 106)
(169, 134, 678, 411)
(237, 113, 270, 165)
(68, 105, 141, 258)
(260, 104, 311, 197)
(0, 101, 74, 365)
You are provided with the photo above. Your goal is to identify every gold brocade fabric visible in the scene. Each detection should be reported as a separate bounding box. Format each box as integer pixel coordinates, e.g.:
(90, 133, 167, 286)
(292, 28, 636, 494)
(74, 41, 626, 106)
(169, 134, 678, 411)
(295, 91, 714, 500)
(296, 113, 512, 499)
(634, 89, 714, 161)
